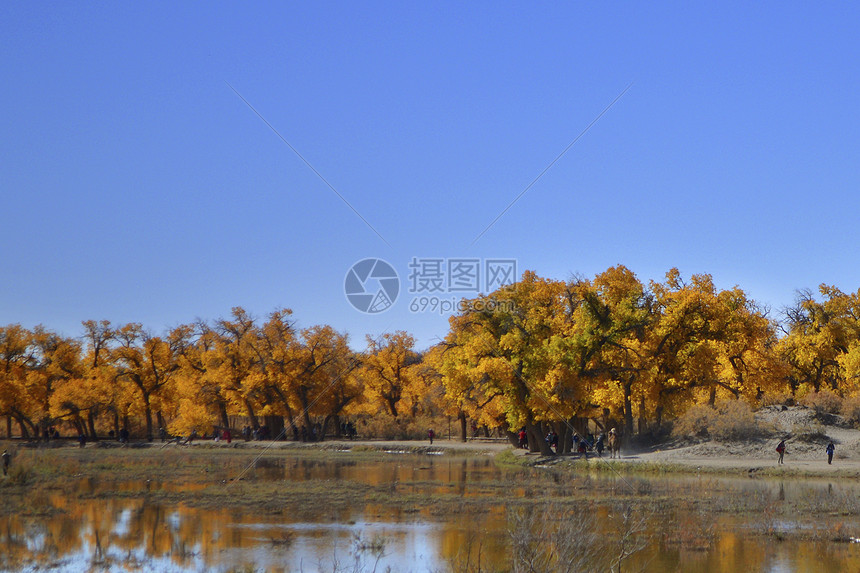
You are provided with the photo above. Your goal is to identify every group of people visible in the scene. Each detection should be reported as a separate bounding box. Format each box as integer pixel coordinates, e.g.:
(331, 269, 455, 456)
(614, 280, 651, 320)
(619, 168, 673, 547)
(514, 428, 608, 456)
(776, 439, 837, 465)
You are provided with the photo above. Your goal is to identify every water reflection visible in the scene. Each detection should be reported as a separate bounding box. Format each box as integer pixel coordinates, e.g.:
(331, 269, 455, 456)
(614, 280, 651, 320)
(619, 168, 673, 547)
(3, 455, 860, 572)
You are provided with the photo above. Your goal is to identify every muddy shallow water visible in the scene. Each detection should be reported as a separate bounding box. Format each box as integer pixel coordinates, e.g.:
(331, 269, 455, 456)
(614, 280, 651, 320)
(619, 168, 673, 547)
(3, 454, 860, 572)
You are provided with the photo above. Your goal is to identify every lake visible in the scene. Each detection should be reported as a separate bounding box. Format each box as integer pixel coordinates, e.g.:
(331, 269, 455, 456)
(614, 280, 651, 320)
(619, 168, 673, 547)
(3, 452, 860, 572)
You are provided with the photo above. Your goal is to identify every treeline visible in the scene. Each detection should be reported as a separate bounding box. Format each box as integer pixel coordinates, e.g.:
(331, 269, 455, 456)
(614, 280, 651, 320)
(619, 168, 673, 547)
(3, 266, 860, 452)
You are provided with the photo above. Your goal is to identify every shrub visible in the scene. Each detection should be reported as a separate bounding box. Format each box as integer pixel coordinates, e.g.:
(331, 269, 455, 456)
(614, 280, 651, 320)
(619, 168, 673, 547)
(672, 404, 717, 439)
(673, 400, 759, 441)
(841, 394, 860, 428)
(801, 389, 843, 416)
(759, 392, 792, 408)
(357, 413, 445, 441)
(794, 423, 829, 443)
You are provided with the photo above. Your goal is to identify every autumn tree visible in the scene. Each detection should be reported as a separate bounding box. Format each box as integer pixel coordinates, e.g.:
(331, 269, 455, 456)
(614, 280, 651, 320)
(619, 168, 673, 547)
(258, 308, 299, 430)
(209, 308, 268, 430)
(26, 327, 85, 436)
(561, 266, 652, 439)
(170, 320, 229, 434)
(0, 325, 38, 437)
(439, 271, 570, 454)
(283, 325, 359, 438)
(111, 323, 182, 441)
(50, 319, 115, 439)
(360, 331, 420, 418)
(778, 286, 860, 395)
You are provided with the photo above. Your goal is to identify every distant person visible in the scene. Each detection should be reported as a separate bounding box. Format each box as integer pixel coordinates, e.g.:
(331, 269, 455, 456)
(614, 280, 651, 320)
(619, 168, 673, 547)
(776, 439, 786, 464)
(596, 434, 605, 457)
(518, 428, 527, 449)
(826, 442, 835, 465)
(2, 449, 9, 476)
(428, 428, 435, 444)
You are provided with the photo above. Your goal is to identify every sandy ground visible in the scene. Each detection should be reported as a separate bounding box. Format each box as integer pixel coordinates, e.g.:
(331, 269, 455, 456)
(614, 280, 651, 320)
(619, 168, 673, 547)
(616, 405, 860, 475)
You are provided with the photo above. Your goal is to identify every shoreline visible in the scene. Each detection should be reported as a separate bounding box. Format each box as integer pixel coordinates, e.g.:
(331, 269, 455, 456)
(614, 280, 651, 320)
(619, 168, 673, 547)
(4, 435, 860, 480)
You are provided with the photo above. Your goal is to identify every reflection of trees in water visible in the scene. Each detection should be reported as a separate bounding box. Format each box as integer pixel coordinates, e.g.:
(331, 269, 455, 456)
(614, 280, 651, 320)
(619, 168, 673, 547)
(504, 502, 647, 573)
(6, 465, 860, 571)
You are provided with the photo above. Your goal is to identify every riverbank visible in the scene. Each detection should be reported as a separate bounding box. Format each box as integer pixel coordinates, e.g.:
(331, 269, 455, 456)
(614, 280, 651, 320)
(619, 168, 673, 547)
(3, 405, 858, 482)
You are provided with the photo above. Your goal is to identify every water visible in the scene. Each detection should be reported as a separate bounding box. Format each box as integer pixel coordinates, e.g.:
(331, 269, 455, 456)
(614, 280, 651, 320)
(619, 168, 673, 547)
(3, 454, 860, 572)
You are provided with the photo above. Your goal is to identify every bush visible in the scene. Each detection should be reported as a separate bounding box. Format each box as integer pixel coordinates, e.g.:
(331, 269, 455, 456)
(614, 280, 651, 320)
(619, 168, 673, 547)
(841, 394, 860, 428)
(673, 400, 759, 441)
(794, 423, 829, 443)
(357, 413, 445, 441)
(672, 404, 717, 439)
(711, 400, 758, 440)
(801, 389, 843, 416)
(759, 392, 792, 408)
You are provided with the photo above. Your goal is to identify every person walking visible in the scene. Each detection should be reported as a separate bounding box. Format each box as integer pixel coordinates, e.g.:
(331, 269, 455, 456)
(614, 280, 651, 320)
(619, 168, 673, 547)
(2, 449, 9, 476)
(428, 428, 435, 444)
(518, 428, 527, 449)
(776, 439, 786, 464)
(826, 442, 835, 464)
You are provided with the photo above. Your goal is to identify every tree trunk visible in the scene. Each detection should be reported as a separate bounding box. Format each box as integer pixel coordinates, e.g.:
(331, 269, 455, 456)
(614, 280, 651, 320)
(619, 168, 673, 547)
(505, 429, 519, 447)
(18, 417, 30, 439)
(217, 401, 230, 429)
(321, 415, 331, 441)
(623, 380, 634, 437)
(72, 417, 84, 437)
(561, 418, 576, 454)
(302, 409, 314, 440)
(283, 400, 296, 430)
(526, 422, 553, 455)
(244, 399, 260, 431)
(387, 397, 399, 418)
(458, 410, 467, 442)
(87, 411, 98, 441)
(144, 395, 154, 442)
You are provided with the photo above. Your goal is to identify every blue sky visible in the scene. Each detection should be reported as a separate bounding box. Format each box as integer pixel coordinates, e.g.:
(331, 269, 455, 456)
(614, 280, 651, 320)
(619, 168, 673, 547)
(2, 2, 859, 350)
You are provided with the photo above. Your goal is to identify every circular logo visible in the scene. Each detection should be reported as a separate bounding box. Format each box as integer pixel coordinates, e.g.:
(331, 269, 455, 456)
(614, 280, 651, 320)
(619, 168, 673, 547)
(344, 258, 400, 314)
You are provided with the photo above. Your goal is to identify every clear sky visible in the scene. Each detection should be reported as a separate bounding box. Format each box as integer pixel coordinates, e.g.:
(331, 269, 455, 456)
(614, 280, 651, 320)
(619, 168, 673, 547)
(2, 2, 859, 350)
